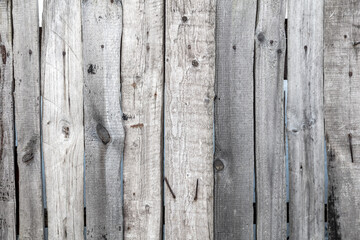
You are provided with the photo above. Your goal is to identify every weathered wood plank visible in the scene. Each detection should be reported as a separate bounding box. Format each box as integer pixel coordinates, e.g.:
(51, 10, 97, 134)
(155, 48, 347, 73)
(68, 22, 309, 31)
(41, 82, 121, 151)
(214, 0, 256, 239)
(41, 0, 84, 239)
(121, 0, 164, 239)
(324, 1, 360, 239)
(82, 1, 124, 239)
(165, 0, 215, 239)
(0, 1, 15, 239)
(255, 0, 286, 239)
(12, 0, 44, 239)
(287, 0, 325, 239)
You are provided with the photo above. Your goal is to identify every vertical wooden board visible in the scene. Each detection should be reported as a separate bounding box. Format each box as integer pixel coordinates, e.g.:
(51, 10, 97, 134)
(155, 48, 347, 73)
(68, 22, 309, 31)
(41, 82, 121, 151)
(287, 0, 325, 239)
(324, 1, 360, 239)
(121, 0, 164, 239)
(12, 0, 44, 238)
(0, 1, 15, 239)
(82, 1, 124, 239)
(165, 0, 215, 239)
(214, 0, 256, 239)
(41, 0, 84, 239)
(255, 0, 286, 239)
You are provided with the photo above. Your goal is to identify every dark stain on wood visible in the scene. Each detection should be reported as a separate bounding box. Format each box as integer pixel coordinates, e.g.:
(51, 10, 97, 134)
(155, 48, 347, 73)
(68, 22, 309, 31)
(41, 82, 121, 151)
(96, 123, 111, 144)
(1, 45, 7, 64)
(257, 32, 265, 42)
(87, 64, 97, 74)
(328, 186, 342, 240)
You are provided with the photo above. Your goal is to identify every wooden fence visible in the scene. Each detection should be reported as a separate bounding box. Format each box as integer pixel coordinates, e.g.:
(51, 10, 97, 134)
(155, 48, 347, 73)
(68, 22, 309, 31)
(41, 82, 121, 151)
(0, 0, 359, 239)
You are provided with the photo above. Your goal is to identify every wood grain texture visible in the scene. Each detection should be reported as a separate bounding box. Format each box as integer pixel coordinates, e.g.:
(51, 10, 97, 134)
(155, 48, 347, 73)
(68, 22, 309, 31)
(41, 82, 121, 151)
(324, 1, 360, 239)
(121, 0, 164, 239)
(165, 0, 215, 239)
(41, 0, 84, 239)
(0, 1, 15, 239)
(287, 0, 325, 239)
(82, 1, 124, 239)
(255, 0, 286, 239)
(12, 0, 44, 239)
(214, 0, 256, 239)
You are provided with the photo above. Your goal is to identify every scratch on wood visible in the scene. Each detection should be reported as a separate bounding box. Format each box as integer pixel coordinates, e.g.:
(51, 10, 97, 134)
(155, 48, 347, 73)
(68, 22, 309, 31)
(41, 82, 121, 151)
(0, 45, 6, 64)
(130, 123, 144, 128)
(194, 179, 199, 201)
(164, 177, 176, 199)
(348, 133, 354, 162)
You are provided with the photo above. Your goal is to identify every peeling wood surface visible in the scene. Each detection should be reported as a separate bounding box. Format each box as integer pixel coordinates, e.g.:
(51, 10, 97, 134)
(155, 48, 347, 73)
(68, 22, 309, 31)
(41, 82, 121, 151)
(0, 1, 16, 239)
(324, 1, 360, 239)
(82, 1, 124, 239)
(165, 0, 215, 239)
(41, 0, 84, 239)
(12, 0, 44, 239)
(287, 0, 325, 239)
(214, 0, 256, 239)
(121, 0, 164, 239)
(255, 0, 286, 239)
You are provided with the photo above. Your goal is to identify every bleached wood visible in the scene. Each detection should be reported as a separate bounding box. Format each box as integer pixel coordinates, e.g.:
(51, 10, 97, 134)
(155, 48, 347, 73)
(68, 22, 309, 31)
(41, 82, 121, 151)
(214, 0, 256, 239)
(165, 0, 215, 239)
(41, 0, 84, 239)
(121, 0, 164, 239)
(0, 1, 15, 239)
(287, 0, 325, 239)
(12, 0, 44, 239)
(255, 0, 286, 239)
(82, 1, 124, 239)
(324, 1, 360, 239)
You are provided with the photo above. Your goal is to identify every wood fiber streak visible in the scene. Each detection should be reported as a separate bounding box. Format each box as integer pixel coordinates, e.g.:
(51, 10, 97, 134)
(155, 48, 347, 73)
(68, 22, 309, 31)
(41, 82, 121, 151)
(214, 0, 257, 239)
(13, 0, 44, 238)
(255, 0, 286, 239)
(324, 0, 360, 239)
(42, 0, 84, 238)
(0, 1, 15, 239)
(121, 0, 164, 239)
(165, 0, 216, 239)
(83, 1, 124, 239)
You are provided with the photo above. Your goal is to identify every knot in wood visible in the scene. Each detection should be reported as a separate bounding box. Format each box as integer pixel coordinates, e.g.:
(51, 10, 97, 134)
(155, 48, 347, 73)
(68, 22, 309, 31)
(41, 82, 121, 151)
(96, 123, 111, 144)
(22, 152, 34, 163)
(214, 159, 224, 171)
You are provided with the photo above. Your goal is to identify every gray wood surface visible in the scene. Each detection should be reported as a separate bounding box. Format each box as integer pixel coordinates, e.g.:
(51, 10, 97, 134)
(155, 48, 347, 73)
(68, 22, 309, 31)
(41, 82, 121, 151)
(0, 1, 15, 239)
(41, 0, 84, 238)
(255, 0, 286, 239)
(12, 0, 44, 239)
(121, 0, 164, 239)
(214, 0, 256, 239)
(82, 1, 124, 239)
(324, 1, 360, 239)
(287, 0, 325, 239)
(164, 0, 216, 238)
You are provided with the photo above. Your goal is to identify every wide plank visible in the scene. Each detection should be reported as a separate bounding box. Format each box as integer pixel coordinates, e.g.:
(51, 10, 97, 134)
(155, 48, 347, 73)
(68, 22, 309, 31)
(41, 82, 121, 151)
(41, 0, 84, 238)
(0, 1, 16, 239)
(255, 0, 287, 239)
(214, 0, 257, 239)
(12, 0, 44, 238)
(82, 0, 124, 239)
(324, 1, 360, 239)
(287, 0, 325, 239)
(165, 0, 216, 239)
(121, 0, 164, 239)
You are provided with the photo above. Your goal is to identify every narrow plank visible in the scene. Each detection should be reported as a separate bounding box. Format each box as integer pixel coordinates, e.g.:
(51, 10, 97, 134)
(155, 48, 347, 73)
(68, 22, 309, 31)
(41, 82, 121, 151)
(12, 0, 44, 238)
(214, 0, 256, 239)
(255, 0, 286, 239)
(41, 0, 84, 239)
(121, 0, 164, 239)
(82, 1, 124, 239)
(324, 1, 360, 239)
(0, 1, 15, 239)
(287, 0, 325, 239)
(165, 0, 215, 239)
